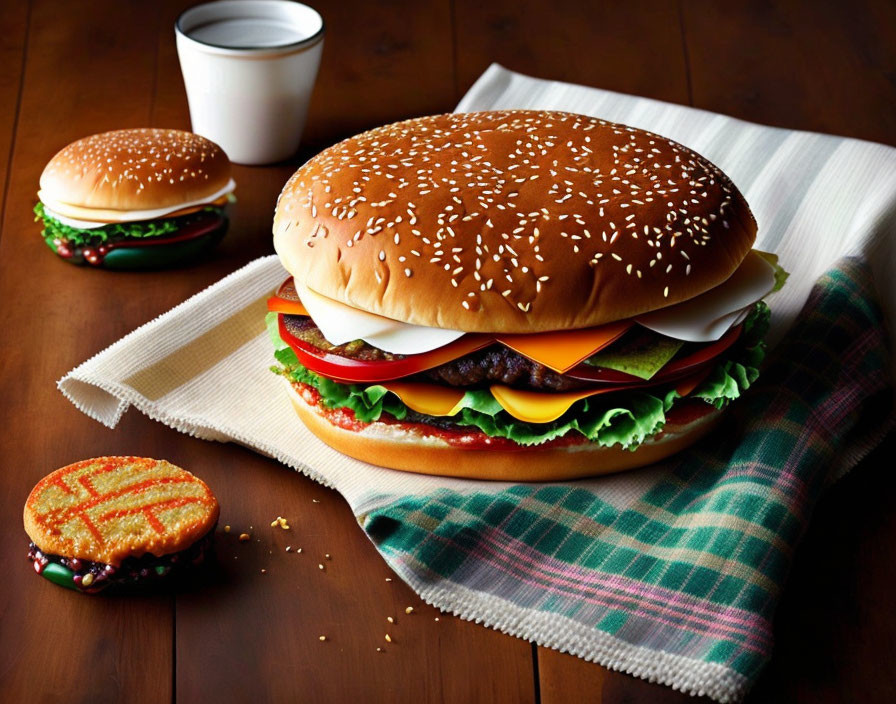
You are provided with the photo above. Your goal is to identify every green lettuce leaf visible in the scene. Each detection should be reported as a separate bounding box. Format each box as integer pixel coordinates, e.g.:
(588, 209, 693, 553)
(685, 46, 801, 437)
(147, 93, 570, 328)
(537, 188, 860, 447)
(33, 201, 222, 250)
(663, 301, 768, 411)
(755, 250, 790, 293)
(266, 303, 770, 450)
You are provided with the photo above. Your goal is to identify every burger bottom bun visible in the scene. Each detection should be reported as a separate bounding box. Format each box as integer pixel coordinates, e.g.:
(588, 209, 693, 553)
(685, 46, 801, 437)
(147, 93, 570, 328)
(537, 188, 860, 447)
(285, 381, 725, 482)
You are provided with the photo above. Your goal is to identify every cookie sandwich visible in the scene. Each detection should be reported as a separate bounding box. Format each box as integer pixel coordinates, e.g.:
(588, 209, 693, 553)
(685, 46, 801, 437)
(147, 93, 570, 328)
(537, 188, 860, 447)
(24, 456, 219, 593)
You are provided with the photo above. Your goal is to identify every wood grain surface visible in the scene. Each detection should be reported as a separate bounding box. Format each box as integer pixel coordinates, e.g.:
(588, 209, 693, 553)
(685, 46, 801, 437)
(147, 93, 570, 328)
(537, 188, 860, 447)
(0, 1, 893, 703)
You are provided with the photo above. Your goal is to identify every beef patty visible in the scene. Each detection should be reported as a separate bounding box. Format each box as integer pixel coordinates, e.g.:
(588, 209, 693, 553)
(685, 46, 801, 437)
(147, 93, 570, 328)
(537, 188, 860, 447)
(282, 314, 592, 391)
(423, 346, 590, 391)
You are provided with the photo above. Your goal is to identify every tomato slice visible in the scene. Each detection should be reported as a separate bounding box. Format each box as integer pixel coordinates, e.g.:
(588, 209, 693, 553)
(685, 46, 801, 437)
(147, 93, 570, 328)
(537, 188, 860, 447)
(270, 276, 743, 386)
(565, 324, 742, 384)
(277, 313, 493, 383)
(267, 296, 308, 316)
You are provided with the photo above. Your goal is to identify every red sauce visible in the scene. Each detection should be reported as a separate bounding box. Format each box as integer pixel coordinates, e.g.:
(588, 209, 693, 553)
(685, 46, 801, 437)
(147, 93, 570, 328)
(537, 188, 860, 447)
(292, 382, 710, 452)
(663, 398, 717, 427)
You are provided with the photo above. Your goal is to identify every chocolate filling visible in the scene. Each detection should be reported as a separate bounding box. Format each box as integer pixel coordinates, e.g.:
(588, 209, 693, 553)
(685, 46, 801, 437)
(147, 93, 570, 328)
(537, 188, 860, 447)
(27, 526, 216, 593)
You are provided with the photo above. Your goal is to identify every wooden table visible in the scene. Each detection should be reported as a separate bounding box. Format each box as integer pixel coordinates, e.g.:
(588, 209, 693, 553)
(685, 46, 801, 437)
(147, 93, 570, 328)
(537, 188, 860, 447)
(2, 1, 894, 702)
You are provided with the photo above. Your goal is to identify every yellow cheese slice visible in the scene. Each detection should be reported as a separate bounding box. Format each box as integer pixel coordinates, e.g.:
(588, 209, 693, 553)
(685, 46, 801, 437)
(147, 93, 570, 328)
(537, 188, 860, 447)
(379, 382, 466, 416)
(379, 381, 628, 425)
(672, 369, 711, 397)
(496, 321, 633, 373)
(267, 297, 308, 316)
(275, 283, 632, 367)
(489, 384, 620, 424)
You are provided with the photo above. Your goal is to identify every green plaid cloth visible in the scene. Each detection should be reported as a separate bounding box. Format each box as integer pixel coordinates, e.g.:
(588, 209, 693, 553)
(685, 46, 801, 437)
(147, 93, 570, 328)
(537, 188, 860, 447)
(356, 258, 893, 702)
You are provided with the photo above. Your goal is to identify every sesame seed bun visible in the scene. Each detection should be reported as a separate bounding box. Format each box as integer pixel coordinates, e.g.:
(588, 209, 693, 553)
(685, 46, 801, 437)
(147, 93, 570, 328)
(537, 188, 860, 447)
(273, 110, 756, 333)
(285, 380, 723, 481)
(39, 128, 232, 217)
(23, 456, 219, 567)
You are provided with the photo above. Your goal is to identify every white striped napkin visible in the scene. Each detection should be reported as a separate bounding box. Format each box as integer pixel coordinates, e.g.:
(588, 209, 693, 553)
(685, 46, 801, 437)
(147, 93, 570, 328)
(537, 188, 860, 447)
(59, 63, 896, 702)
(457, 66, 896, 359)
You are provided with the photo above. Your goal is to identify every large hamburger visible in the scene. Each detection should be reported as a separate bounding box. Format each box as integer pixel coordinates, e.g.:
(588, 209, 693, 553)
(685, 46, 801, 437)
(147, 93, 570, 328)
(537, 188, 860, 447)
(267, 110, 785, 481)
(35, 128, 235, 269)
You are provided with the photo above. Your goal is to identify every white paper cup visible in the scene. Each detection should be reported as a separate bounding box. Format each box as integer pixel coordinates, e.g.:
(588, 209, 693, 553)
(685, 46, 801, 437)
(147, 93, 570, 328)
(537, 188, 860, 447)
(175, 1, 324, 165)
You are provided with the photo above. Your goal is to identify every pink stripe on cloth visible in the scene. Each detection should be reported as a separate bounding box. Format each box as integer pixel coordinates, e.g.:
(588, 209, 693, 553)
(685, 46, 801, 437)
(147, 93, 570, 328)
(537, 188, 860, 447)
(445, 528, 775, 651)
(408, 534, 769, 655)
(475, 533, 771, 652)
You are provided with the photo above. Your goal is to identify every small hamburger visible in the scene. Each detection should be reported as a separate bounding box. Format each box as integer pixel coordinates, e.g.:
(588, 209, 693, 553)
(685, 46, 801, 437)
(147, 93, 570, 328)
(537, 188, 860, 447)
(35, 128, 235, 269)
(24, 457, 219, 593)
(267, 110, 786, 481)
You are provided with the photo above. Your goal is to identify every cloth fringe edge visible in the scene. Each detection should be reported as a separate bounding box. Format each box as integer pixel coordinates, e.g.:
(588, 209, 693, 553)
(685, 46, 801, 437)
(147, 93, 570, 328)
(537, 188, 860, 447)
(380, 556, 751, 704)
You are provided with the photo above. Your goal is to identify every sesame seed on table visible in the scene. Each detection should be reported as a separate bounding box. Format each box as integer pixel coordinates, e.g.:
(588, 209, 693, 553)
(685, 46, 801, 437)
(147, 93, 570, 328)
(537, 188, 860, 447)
(0, 1, 894, 704)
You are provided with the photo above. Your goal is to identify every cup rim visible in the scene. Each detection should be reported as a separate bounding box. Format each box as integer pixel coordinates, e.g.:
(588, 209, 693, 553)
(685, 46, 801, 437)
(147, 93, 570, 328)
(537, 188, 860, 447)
(175, 0, 325, 55)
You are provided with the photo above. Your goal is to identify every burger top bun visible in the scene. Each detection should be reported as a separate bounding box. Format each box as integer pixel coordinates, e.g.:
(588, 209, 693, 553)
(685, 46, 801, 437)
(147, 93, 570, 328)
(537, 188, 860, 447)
(39, 128, 232, 213)
(273, 110, 756, 333)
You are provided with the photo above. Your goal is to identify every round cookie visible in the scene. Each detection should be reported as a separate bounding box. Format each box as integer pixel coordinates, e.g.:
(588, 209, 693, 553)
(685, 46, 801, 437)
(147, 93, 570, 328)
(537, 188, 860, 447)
(24, 456, 219, 593)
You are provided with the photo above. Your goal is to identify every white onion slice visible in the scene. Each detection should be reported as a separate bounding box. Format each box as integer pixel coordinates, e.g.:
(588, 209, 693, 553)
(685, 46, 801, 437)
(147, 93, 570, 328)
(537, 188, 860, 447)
(41, 208, 109, 230)
(297, 284, 466, 355)
(293, 249, 776, 355)
(38, 178, 236, 227)
(636, 250, 776, 342)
